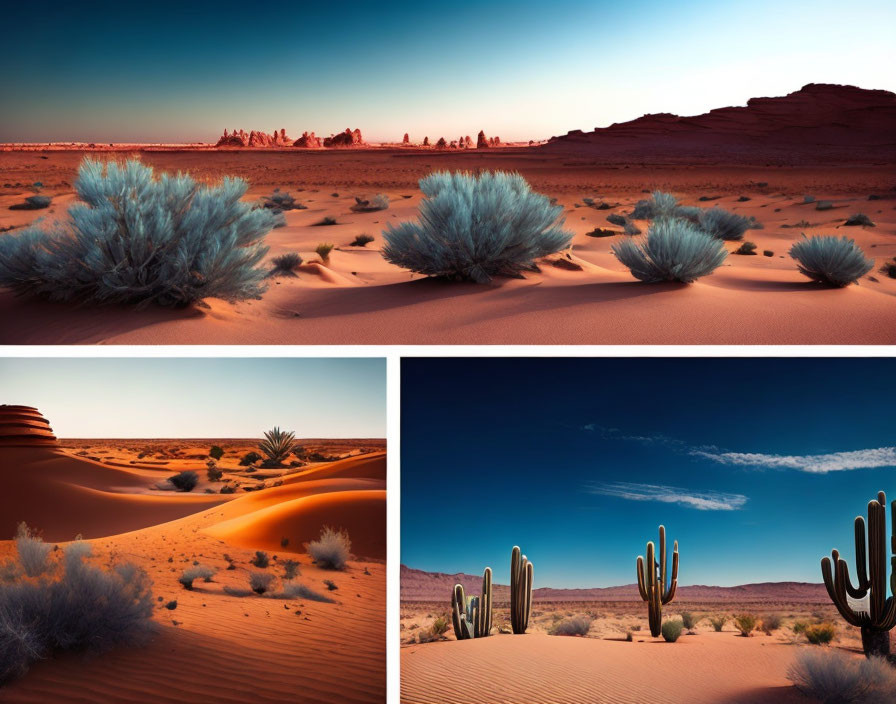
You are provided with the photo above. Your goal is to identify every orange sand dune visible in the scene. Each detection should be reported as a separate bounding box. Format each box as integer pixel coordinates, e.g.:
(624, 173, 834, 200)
(281, 451, 386, 483)
(205, 489, 386, 560)
(401, 632, 807, 704)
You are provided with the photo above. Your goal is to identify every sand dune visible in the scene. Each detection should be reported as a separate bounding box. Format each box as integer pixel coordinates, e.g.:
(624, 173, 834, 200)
(401, 631, 809, 704)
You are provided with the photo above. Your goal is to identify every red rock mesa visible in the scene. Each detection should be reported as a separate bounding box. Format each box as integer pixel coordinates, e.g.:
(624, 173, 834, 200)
(293, 131, 322, 148)
(0, 405, 58, 447)
(323, 128, 364, 147)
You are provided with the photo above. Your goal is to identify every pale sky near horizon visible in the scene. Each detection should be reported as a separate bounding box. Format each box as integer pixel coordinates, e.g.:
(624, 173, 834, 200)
(3, 0, 894, 143)
(0, 358, 386, 438)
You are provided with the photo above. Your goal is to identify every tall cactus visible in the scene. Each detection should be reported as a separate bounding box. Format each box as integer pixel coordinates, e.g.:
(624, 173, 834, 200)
(510, 546, 533, 634)
(451, 567, 492, 640)
(821, 491, 896, 660)
(636, 525, 679, 637)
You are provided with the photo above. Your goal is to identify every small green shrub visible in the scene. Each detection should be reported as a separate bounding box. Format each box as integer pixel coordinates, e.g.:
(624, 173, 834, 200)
(350, 194, 389, 212)
(206, 464, 223, 482)
(844, 213, 874, 227)
(272, 252, 303, 273)
(680, 612, 697, 631)
(431, 616, 450, 636)
(282, 559, 301, 580)
(209, 446, 224, 460)
(314, 217, 338, 227)
(549, 616, 593, 636)
(316, 243, 335, 260)
(735, 614, 757, 636)
(259, 427, 297, 466)
(239, 451, 262, 466)
(661, 620, 683, 642)
(350, 234, 375, 247)
(805, 622, 836, 645)
(251, 551, 269, 568)
(734, 241, 757, 255)
(762, 613, 782, 634)
(168, 471, 199, 492)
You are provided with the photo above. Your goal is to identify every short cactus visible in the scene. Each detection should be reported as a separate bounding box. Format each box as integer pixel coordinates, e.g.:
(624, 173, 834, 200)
(637, 525, 679, 638)
(510, 546, 533, 634)
(821, 491, 896, 659)
(450, 567, 492, 640)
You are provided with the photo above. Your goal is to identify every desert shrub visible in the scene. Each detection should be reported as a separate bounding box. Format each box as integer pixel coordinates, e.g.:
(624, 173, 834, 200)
(178, 565, 216, 590)
(805, 622, 836, 645)
(206, 464, 223, 482)
(0, 159, 273, 307)
(251, 551, 269, 568)
(881, 259, 896, 279)
(220, 485, 236, 494)
(324, 579, 338, 591)
(259, 427, 298, 465)
(165, 600, 177, 610)
(698, 208, 754, 241)
(734, 241, 757, 255)
(307, 526, 351, 570)
(792, 620, 809, 635)
(262, 189, 305, 212)
(0, 537, 154, 685)
(612, 218, 727, 283)
(607, 213, 627, 226)
(272, 252, 302, 271)
(168, 470, 199, 492)
(382, 171, 572, 283)
(315, 243, 335, 260)
(787, 649, 896, 703)
(844, 213, 874, 227)
(680, 612, 697, 631)
(735, 614, 757, 636)
(661, 620, 683, 642)
(239, 451, 262, 466)
(631, 191, 681, 220)
(314, 217, 337, 227)
(803, 195, 816, 203)
(278, 581, 335, 603)
(816, 200, 834, 211)
(282, 559, 301, 580)
(762, 613, 782, 634)
(623, 221, 641, 236)
(208, 445, 224, 460)
(625, 631, 633, 641)
(351, 234, 375, 247)
(350, 194, 390, 212)
(9, 195, 52, 211)
(431, 616, 450, 636)
(549, 615, 593, 636)
(249, 572, 274, 595)
(789, 235, 873, 287)
(15, 523, 53, 578)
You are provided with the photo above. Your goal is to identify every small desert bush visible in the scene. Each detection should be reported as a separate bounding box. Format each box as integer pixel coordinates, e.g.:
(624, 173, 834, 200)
(789, 235, 873, 287)
(315, 217, 338, 226)
(805, 622, 836, 645)
(278, 581, 334, 603)
(607, 213, 627, 226)
(262, 189, 305, 212)
(258, 427, 297, 465)
(844, 213, 874, 227)
(680, 612, 697, 632)
(250, 551, 270, 568)
(208, 445, 224, 460)
(735, 614, 757, 636)
(324, 579, 338, 591)
(431, 616, 450, 636)
(762, 613, 782, 634)
(792, 620, 809, 635)
(239, 451, 262, 466)
(271, 252, 303, 273)
(612, 218, 727, 283)
(315, 243, 335, 260)
(661, 620, 684, 642)
(631, 191, 681, 220)
(351, 234, 375, 247)
(734, 241, 757, 255)
(0, 159, 273, 307)
(220, 485, 236, 494)
(0, 532, 154, 685)
(15, 523, 53, 577)
(206, 464, 223, 482)
(698, 208, 755, 241)
(350, 194, 390, 212)
(382, 171, 572, 283)
(281, 559, 301, 580)
(549, 615, 593, 636)
(168, 470, 199, 492)
(249, 572, 274, 595)
(307, 526, 351, 570)
(178, 565, 217, 590)
(787, 649, 896, 703)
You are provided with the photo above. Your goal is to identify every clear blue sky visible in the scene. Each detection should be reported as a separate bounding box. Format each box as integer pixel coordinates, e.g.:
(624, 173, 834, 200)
(0, 358, 385, 438)
(4, 0, 894, 143)
(401, 358, 896, 588)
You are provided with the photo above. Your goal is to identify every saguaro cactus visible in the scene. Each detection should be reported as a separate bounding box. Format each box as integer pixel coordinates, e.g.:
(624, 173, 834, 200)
(821, 491, 896, 660)
(510, 546, 533, 634)
(451, 567, 493, 640)
(636, 525, 679, 637)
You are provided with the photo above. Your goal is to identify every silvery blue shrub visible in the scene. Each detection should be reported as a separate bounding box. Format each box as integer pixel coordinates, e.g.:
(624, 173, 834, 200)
(789, 235, 873, 287)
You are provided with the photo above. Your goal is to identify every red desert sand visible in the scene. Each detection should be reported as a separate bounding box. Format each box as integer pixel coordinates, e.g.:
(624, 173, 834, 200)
(0, 414, 386, 704)
(0, 84, 894, 345)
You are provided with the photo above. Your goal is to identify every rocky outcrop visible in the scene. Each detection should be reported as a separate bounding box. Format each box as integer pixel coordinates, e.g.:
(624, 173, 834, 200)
(464, 135, 473, 148)
(422, 137, 430, 146)
(217, 128, 292, 147)
(434, 137, 448, 149)
(0, 405, 58, 447)
(544, 83, 896, 164)
(403, 133, 410, 144)
(293, 131, 322, 148)
(477, 130, 489, 148)
(323, 128, 364, 147)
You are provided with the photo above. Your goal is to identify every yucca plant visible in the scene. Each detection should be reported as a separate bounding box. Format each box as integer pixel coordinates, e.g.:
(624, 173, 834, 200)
(258, 427, 298, 465)
(612, 218, 727, 283)
(0, 158, 274, 307)
(790, 235, 873, 286)
(382, 171, 572, 283)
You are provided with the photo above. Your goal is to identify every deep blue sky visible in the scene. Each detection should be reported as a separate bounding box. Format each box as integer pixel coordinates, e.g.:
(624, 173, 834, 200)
(5, 0, 894, 142)
(0, 358, 385, 438)
(401, 358, 896, 588)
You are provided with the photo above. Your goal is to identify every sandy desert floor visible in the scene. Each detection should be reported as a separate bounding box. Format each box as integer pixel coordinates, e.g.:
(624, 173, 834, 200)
(1, 149, 894, 345)
(400, 600, 866, 704)
(0, 442, 386, 703)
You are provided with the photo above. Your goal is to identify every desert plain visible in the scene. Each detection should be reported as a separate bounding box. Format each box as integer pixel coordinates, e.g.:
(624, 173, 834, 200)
(0, 417, 386, 703)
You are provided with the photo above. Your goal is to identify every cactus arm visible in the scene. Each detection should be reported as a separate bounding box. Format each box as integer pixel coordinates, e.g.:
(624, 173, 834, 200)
(822, 555, 865, 627)
(524, 560, 533, 630)
(659, 525, 667, 599)
(663, 543, 679, 605)
(451, 584, 469, 639)
(478, 567, 492, 638)
(510, 546, 521, 634)
(636, 556, 648, 601)
(868, 499, 888, 622)
(845, 516, 871, 599)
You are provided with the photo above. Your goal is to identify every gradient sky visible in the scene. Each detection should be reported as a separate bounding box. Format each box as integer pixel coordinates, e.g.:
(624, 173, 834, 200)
(0, 358, 385, 438)
(401, 358, 896, 588)
(5, 0, 894, 143)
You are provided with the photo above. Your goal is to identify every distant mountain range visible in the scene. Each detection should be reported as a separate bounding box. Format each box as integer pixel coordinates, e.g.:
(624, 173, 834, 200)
(543, 83, 896, 164)
(401, 565, 829, 603)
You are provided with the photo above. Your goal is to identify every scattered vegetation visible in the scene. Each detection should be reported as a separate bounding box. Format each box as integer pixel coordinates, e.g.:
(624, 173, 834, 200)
(762, 613, 782, 634)
(805, 622, 837, 645)
(278, 581, 335, 603)
(178, 565, 217, 590)
(314, 217, 338, 227)
(15, 523, 53, 577)
(843, 213, 874, 227)
(208, 445, 224, 460)
(307, 526, 351, 570)
(789, 235, 874, 286)
(258, 427, 298, 466)
(168, 470, 199, 492)
(661, 620, 683, 642)
(431, 616, 450, 637)
(0, 528, 154, 685)
(606, 213, 627, 226)
(261, 189, 306, 212)
(324, 579, 338, 591)
(734, 614, 757, 637)
(787, 649, 896, 704)
(249, 572, 274, 595)
(698, 208, 755, 241)
(250, 551, 270, 568)
(815, 201, 834, 211)
(9, 195, 52, 211)
(0, 159, 273, 307)
(350, 194, 390, 212)
(282, 559, 301, 580)
(734, 241, 757, 255)
(350, 234, 375, 247)
(315, 243, 335, 261)
(680, 612, 697, 633)
(239, 451, 262, 466)
(709, 615, 727, 632)
(271, 252, 303, 275)
(549, 615, 593, 636)
(382, 171, 572, 283)
(612, 218, 728, 283)
(206, 463, 223, 482)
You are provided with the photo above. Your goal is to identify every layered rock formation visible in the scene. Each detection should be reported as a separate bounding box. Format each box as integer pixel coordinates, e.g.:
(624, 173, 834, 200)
(216, 128, 293, 147)
(477, 130, 489, 148)
(323, 128, 364, 147)
(0, 405, 58, 447)
(293, 131, 322, 148)
(544, 83, 896, 164)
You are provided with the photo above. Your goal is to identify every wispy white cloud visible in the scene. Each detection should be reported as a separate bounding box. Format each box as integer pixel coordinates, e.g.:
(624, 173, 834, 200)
(691, 447, 896, 474)
(585, 482, 748, 511)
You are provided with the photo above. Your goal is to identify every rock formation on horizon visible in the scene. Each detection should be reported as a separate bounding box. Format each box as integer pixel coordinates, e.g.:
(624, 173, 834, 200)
(477, 130, 489, 148)
(544, 83, 896, 163)
(293, 131, 322, 148)
(216, 128, 292, 147)
(323, 128, 364, 147)
(434, 137, 448, 149)
(403, 133, 410, 144)
(422, 136, 430, 146)
(0, 405, 58, 447)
